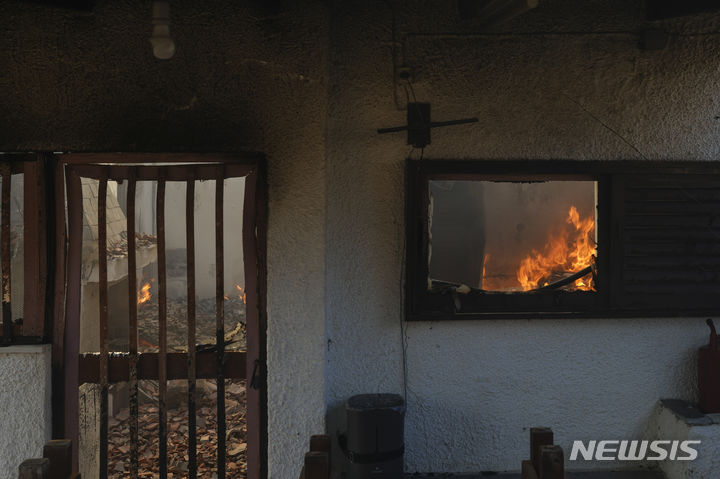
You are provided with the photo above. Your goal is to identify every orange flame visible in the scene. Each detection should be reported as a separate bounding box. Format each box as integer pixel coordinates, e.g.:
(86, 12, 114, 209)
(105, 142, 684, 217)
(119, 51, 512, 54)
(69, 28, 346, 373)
(137, 282, 152, 305)
(516, 206, 596, 291)
(236, 284, 247, 304)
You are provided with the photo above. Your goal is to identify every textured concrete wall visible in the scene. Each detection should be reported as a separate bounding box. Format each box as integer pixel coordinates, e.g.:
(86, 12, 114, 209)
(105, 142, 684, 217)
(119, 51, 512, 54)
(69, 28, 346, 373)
(0, 345, 52, 479)
(646, 401, 720, 479)
(325, 0, 720, 474)
(0, 1, 328, 478)
(2, 0, 720, 476)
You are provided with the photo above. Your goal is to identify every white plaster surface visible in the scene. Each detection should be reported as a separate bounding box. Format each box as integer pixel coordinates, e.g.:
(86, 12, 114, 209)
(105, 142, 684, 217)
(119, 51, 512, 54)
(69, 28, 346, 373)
(0, 345, 52, 479)
(646, 401, 720, 479)
(2, 1, 720, 477)
(325, 0, 720, 475)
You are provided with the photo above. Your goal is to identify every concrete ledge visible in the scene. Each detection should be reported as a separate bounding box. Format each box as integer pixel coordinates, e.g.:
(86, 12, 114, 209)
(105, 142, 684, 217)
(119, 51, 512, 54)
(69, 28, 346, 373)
(646, 399, 720, 479)
(0, 344, 51, 354)
(659, 399, 720, 427)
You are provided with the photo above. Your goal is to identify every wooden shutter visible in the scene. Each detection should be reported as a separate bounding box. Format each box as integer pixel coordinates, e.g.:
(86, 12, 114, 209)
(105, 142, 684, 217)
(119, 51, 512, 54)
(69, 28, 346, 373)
(613, 173, 720, 314)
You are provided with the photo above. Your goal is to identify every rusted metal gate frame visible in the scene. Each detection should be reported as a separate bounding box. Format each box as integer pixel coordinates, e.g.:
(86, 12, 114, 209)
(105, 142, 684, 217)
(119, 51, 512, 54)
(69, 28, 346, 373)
(53, 153, 267, 479)
(0, 154, 51, 345)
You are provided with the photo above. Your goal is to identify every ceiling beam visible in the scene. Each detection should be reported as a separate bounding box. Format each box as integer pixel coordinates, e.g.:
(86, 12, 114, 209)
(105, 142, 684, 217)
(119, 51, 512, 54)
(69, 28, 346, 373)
(646, 0, 720, 20)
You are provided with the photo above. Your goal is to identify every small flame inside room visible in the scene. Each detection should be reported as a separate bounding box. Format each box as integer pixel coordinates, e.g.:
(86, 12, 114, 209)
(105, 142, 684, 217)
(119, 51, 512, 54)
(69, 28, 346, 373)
(429, 179, 597, 293)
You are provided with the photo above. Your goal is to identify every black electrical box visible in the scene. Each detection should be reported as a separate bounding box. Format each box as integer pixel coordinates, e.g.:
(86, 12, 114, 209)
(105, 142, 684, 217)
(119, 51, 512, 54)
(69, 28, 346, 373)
(344, 393, 405, 479)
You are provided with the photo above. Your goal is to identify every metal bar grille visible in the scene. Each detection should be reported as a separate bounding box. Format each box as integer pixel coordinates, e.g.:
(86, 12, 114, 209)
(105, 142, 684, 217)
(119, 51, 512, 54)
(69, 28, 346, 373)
(98, 177, 109, 479)
(215, 174, 226, 479)
(64, 170, 83, 474)
(243, 173, 266, 479)
(68, 164, 252, 182)
(186, 179, 198, 479)
(1, 163, 12, 342)
(78, 351, 246, 382)
(157, 178, 168, 479)
(65, 162, 256, 478)
(126, 177, 139, 479)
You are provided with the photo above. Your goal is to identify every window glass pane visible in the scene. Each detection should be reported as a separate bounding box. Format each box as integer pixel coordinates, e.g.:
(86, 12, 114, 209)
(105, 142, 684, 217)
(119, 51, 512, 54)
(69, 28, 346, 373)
(79, 178, 100, 353)
(429, 180, 597, 292)
(0, 174, 24, 327)
(135, 181, 159, 353)
(223, 177, 246, 351)
(10, 174, 23, 323)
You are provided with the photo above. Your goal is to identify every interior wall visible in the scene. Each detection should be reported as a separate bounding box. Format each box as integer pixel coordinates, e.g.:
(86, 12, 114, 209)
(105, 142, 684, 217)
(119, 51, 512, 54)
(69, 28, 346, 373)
(325, 0, 720, 473)
(0, 1, 328, 477)
(3, 0, 720, 476)
(0, 345, 52, 479)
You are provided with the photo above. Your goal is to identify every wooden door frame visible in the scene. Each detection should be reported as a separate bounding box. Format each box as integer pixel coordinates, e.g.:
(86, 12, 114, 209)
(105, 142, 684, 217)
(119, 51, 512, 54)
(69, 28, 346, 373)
(51, 153, 268, 479)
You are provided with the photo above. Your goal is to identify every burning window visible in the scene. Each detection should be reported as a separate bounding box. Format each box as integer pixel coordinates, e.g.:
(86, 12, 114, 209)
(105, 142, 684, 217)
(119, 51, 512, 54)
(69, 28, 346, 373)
(406, 160, 720, 320)
(429, 180, 597, 293)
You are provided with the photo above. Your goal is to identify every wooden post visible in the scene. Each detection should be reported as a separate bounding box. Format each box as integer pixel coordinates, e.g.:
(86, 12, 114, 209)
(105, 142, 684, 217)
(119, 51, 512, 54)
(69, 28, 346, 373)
(522, 427, 555, 479)
(18, 458, 49, 479)
(539, 445, 564, 479)
(309, 435, 331, 453)
(23, 157, 47, 338)
(521, 459, 539, 479)
(303, 451, 329, 479)
(530, 427, 553, 474)
(43, 439, 72, 479)
(309, 435, 331, 477)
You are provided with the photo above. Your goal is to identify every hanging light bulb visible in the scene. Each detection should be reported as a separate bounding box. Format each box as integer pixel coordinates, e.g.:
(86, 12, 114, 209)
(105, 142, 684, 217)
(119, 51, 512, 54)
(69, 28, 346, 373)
(150, 1, 175, 60)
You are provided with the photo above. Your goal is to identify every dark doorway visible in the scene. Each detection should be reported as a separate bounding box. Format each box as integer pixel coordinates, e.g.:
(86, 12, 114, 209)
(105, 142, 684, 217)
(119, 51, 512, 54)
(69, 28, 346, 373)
(54, 154, 267, 479)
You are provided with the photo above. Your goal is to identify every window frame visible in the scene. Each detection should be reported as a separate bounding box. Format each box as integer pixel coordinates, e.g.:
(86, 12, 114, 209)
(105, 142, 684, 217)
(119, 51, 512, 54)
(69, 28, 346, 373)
(0, 154, 51, 343)
(405, 159, 720, 321)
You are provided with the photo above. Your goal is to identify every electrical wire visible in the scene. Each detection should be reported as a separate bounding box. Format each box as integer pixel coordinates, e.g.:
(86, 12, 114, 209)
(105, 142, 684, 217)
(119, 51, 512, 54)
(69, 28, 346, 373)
(562, 93, 649, 161)
(407, 80, 418, 104)
(398, 166, 409, 403)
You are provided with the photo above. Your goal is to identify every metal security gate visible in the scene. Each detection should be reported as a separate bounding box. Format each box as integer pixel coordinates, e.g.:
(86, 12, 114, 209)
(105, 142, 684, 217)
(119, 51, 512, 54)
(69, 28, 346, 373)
(56, 156, 266, 479)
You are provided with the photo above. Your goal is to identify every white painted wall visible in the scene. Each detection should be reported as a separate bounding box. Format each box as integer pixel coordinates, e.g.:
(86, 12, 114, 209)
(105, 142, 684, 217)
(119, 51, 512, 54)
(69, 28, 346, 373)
(645, 401, 720, 479)
(2, 1, 720, 477)
(324, 0, 720, 475)
(0, 345, 52, 479)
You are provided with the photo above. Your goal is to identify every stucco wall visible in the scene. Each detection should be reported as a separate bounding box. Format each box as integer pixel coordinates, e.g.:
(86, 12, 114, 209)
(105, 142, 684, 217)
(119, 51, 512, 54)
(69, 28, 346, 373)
(2, 0, 720, 476)
(0, 345, 52, 479)
(0, 1, 328, 478)
(325, 0, 720, 474)
(646, 400, 720, 479)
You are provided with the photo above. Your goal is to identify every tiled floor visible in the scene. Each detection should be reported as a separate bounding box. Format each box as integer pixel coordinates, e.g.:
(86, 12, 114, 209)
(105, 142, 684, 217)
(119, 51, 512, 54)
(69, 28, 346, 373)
(405, 471, 666, 479)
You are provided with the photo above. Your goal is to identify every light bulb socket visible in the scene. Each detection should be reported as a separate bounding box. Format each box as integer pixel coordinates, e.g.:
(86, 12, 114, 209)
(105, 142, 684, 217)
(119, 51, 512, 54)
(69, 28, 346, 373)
(150, 2, 174, 59)
(152, 2, 170, 23)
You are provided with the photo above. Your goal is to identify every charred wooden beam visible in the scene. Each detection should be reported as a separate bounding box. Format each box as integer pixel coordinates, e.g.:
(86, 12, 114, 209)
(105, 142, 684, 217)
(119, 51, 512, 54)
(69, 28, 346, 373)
(646, 0, 720, 20)
(18, 458, 49, 479)
(67, 164, 251, 182)
(302, 452, 329, 479)
(63, 170, 83, 473)
(530, 427, 553, 474)
(126, 177, 139, 479)
(186, 179, 198, 479)
(215, 173, 227, 479)
(23, 158, 47, 338)
(458, 0, 539, 25)
(156, 178, 168, 479)
(98, 177, 109, 479)
(540, 445, 564, 479)
(42, 439, 72, 479)
(538, 265, 593, 291)
(78, 351, 247, 383)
